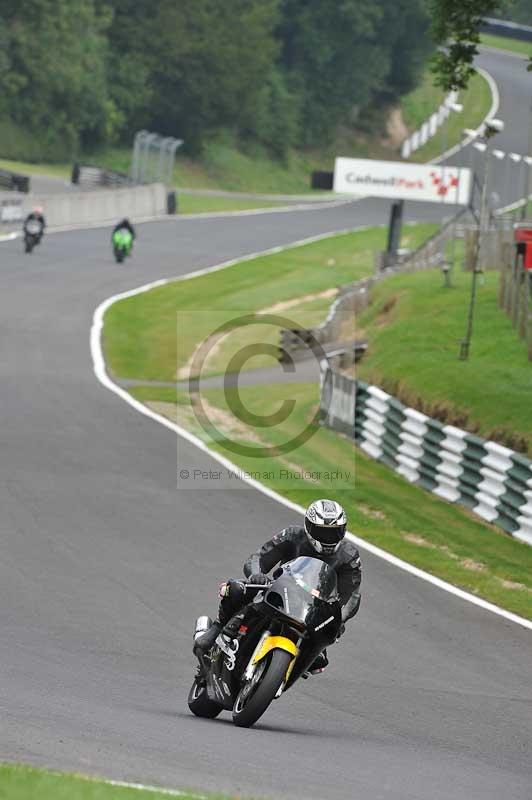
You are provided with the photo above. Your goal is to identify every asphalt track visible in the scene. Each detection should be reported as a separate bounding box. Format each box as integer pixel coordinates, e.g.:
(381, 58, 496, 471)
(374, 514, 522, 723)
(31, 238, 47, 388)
(1, 50, 532, 800)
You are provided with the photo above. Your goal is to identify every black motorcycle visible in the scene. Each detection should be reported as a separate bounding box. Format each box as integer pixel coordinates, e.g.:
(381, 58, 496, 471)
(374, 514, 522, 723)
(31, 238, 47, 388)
(188, 556, 342, 728)
(24, 220, 43, 254)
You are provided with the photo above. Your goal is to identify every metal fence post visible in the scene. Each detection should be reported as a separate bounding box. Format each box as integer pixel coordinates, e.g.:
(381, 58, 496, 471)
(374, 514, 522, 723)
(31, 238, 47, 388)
(131, 130, 148, 183)
(131, 131, 184, 187)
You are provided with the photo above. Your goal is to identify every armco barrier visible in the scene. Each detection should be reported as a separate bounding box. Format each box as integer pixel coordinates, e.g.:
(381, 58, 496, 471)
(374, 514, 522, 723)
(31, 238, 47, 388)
(19, 183, 167, 229)
(320, 366, 532, 546)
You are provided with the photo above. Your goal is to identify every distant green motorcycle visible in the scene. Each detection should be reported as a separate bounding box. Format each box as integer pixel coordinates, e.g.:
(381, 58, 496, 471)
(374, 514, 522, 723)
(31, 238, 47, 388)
(112, 229, 133, 263)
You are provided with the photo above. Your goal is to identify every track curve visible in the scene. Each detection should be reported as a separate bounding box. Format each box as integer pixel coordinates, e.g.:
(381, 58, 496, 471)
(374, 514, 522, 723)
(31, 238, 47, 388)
(1, 50, 532, 800)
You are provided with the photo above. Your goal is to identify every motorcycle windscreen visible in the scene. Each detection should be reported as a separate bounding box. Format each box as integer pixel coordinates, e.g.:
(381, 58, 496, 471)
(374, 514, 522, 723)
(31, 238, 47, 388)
(264, 556, 338, 625)
(285, 557, 338, 600)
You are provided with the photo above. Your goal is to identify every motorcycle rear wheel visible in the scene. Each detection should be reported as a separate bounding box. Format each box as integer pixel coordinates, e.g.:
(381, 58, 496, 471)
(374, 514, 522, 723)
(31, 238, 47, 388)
(188, 677, 223, 719)
(232, 648, 292, 728)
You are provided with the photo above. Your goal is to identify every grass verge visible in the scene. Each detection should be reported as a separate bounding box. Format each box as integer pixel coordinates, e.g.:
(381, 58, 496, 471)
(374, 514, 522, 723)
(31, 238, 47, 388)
(400, 70, 445, 131)
(355, 266, 532, 454)
(0, 763, 231, 800)
(127, 381, 532, 620)
(408, 71, 493, 163)
(103, 223, 437, 381)
(0, 158, 70, 179)
(480, 33, 532, 58)
(103, 223, 532, 618)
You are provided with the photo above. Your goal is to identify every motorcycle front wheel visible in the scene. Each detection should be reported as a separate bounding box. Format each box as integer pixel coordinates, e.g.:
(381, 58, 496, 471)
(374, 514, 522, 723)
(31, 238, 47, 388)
(187, 677, 223, 719)
(232, 648, 292, 728)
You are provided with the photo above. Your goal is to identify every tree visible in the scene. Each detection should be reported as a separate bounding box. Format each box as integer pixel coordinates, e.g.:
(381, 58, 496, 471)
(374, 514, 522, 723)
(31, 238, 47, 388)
(496, 0, 532, 26)
(278, 0, 431, 146)
(248, 67, 300, 159)
(103, 0, 157, 136)
(429, 0, 531, 90)
(136, 0, 281, 149)
(0, 0, 114, 157)
(378, 0, 432, 99)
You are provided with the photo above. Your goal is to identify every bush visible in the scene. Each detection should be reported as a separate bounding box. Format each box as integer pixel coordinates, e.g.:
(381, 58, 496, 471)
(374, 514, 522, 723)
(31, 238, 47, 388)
(0, 120, 75, 164)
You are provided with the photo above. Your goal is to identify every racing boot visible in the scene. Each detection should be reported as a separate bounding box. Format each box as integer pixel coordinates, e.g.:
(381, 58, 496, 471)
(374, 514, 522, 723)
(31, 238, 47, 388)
(193, 618, 222, 654)
(308, 649, 329, 675)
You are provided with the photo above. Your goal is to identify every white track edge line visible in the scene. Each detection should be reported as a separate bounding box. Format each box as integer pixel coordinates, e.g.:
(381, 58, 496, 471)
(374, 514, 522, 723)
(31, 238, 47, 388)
(103, 778, 206, 797)
(432, 66, 500, 165)
(496, 191, 532, 216)
(90, 234, 532, 633)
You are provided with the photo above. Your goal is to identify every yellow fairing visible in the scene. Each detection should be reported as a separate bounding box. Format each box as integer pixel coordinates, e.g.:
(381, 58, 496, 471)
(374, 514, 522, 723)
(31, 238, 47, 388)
(252, 635, 298, 673)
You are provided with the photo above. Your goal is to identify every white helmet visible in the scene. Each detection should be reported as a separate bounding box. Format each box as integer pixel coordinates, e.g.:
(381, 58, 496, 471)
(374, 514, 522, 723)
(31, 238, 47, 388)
(304, 499, 347, 555)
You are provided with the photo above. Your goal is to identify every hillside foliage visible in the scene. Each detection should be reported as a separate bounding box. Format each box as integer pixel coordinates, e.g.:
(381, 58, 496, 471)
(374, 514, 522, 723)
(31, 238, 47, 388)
(429, 0, 532, 89)
(0, 0, 433, 160)
(496, 0, 532, 26)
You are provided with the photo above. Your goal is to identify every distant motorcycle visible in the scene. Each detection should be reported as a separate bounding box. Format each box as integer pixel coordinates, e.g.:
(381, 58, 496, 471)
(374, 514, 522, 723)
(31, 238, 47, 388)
(112, 229, 133, 263)
(189, 556, 342, 728)
(23, 220, 43, 254)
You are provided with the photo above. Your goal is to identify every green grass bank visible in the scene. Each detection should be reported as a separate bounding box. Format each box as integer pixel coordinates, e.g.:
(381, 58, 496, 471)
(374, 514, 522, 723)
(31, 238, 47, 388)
(103, 223, 437, 382)
(356, 268, 532, 455)
(126, 380, 532, 620)
(407, 72, 492, 163)
(103, 225, 532, 619)
(0, 764, 232, 800)
(480, 33, 532, 57)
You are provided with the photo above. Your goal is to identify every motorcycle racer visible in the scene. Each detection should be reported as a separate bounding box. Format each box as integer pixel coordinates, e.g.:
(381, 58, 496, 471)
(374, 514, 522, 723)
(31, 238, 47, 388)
(23, 206, 46, 240)
(112, 217, 136, 241)
(195, 499, 362, 673)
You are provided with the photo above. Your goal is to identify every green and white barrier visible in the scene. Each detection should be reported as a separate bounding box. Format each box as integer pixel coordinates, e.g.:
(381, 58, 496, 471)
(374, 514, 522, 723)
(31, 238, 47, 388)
(320, 367, 532, 545)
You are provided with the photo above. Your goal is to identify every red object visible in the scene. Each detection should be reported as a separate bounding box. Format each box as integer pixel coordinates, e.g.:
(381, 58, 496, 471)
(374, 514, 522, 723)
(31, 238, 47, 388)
(514, 227, 532, 270)
(238, 625, 248, 634)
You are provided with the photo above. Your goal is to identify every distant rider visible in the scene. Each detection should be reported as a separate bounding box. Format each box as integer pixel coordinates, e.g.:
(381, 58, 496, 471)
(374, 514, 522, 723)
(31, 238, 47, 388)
(195, 499, 362, 674)
(112, 217, 136, 242)
(23, 206, 46, 241)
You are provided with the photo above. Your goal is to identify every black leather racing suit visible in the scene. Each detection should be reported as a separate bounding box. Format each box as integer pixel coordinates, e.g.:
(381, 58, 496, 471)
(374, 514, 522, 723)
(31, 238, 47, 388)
(23, 213, 46, 239)
(219, 526, 362, 628)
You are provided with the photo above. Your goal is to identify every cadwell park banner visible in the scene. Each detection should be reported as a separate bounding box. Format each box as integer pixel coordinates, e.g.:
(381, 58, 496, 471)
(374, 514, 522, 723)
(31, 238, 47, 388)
(333, 157, 472, 206)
